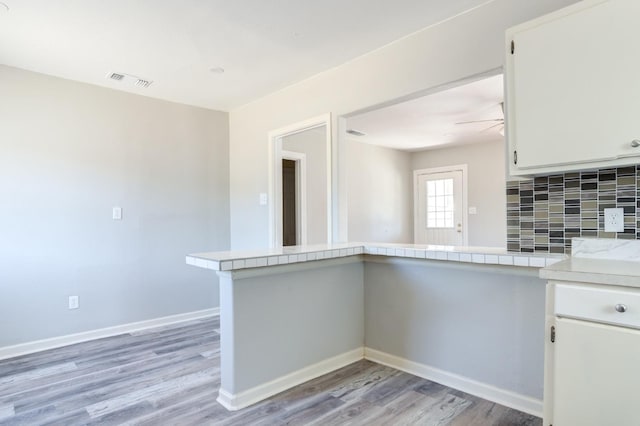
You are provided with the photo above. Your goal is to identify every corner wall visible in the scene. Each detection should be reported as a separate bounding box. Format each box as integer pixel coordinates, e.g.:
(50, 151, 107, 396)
(347, 139, 413, 243)
(0, 65, 230, 347)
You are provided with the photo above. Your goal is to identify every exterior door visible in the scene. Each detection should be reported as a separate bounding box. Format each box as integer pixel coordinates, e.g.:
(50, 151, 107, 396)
(415, 169, 464, 245)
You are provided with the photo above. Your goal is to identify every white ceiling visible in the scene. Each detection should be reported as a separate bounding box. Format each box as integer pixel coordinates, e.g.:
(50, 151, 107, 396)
(345, 74, 504, 151)
(0, 0, 491, 111)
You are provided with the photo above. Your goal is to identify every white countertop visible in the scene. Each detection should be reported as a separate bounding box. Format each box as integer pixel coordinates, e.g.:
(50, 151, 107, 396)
(540, 257, 640, 288)
(187, 242, 565, 272)
(539, 238, 640, 288)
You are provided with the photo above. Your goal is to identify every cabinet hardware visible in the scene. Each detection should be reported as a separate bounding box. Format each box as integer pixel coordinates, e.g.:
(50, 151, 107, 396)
(615, 303, 627, 313)
(550, 325, 556, 343)
(631, 139, 640, 148)
(511, 40, 515, 55)
(513, 150, 518, 165)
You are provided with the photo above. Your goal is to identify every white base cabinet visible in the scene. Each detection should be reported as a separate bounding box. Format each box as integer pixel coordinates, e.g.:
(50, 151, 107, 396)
(544, 281, 640, 426)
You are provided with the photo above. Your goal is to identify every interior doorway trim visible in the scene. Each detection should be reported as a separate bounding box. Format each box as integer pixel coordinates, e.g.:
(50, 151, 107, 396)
(268, 113, 332, 248)
(413, 164, 468, 246)
(281, 150, 307, 246)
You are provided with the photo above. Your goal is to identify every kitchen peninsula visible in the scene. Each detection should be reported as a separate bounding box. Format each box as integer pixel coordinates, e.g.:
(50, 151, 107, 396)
(187, 243, 563, 415)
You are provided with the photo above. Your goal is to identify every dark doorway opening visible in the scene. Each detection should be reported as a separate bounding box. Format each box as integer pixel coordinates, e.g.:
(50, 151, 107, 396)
(282, 159, 297, 246)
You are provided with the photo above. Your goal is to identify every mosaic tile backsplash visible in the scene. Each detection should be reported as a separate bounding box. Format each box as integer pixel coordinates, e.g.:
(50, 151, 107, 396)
(507, 166, 640, 254)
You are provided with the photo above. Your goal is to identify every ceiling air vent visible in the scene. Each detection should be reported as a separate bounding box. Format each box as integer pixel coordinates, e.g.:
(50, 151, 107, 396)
(346, 129, 366, 137)
(134, 79, 152, 88)
(108, 72, 125, 81)
(106, 72, 153, 89)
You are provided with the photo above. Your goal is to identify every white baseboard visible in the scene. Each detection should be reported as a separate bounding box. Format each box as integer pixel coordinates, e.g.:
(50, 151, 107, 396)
(364, 347, 543, 418)
(0, 307, 220, 361)
(217, 347, 364, 411)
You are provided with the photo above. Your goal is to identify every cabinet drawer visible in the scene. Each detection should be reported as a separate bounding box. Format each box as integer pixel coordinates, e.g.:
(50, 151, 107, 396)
(554, 283, 640, 329)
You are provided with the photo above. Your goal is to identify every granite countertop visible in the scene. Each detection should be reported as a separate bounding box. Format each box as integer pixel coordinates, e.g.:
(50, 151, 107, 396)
(187, 242, 565, 272)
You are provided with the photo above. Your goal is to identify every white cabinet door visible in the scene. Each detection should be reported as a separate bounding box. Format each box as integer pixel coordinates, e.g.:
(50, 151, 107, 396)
(507, 0, 640, 174)
(551, 317, 640, 426)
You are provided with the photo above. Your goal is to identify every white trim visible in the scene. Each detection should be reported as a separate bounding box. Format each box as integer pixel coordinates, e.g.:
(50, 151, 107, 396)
(281, 150, 307, 246)
(268, 113, 332, 248)
(217, 347, 363, 411)
(413, 164, 468, 246)
(0, 308, 219, 361)
(364, 347, 543, 418)
(334, 116, 348, 243)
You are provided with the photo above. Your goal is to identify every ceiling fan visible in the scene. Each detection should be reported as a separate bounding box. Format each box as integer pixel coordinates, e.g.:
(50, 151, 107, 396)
(455, 102, 505, 135)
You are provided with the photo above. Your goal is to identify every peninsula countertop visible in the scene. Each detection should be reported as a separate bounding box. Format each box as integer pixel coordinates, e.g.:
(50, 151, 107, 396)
(187, 242, 565, 272)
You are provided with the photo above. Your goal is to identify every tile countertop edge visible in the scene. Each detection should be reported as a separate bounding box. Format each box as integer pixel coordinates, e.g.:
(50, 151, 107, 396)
(186, 243, 566, 272)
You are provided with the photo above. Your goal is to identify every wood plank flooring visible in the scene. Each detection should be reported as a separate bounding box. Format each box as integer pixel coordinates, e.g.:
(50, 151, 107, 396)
(0, 316, 541, 425)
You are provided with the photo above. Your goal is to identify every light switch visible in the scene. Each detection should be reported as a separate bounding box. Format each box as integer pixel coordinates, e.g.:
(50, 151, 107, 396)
(112, 207, 122, 220)
(259, 193, 268, 206)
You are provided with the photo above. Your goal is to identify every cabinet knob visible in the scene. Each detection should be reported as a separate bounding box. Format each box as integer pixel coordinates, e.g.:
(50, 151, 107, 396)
(615, 303, 627, 313)
(631, 139, 640, 148)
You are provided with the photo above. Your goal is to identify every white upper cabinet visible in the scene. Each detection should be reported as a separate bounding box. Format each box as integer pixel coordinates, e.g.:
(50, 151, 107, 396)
(506, 0, 640, 176)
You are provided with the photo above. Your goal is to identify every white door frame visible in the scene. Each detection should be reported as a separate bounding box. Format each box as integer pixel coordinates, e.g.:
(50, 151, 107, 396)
(268, 113, 332, 248)
(281, 150, 307, 246)
(413, 164, 468, 246)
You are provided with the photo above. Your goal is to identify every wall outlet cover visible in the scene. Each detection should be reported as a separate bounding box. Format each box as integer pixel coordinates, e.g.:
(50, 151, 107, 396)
(68, 295, 79, 310)
(604, 208, 624, 233)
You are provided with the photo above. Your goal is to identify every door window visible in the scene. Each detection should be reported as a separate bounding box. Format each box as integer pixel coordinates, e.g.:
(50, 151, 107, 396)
(426, 178, 454, 228)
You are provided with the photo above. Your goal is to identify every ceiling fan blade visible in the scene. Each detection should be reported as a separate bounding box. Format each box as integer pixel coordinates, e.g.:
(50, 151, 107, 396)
(481, 122, 505, 132)
(455, 118, 503, 125)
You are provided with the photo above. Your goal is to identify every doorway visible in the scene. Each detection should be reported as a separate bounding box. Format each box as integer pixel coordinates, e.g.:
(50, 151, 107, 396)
(281, 151, 307, 246)
(268, 113, 331, 248)
(414, 165, 467, 246)
(282, 159, 297, 246)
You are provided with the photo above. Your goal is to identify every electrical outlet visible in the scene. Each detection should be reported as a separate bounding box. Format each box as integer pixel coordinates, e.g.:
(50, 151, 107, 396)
(604, 208, 624, 232)
(68, 295, 79, 310)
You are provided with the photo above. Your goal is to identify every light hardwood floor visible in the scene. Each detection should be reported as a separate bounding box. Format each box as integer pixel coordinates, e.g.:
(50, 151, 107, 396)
(0, 316, 541, 425)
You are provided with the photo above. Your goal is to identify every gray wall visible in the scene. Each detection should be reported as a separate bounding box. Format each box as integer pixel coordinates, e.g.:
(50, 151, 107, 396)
(346, 139, 413, 243)
(282, 128, 328, 244)
(412, 140, 506, 247)
(345, 138, 505, 247)
(0, 65, 229, 347)
(364, 258, 545, 399)
(219, 260, 364, 393)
